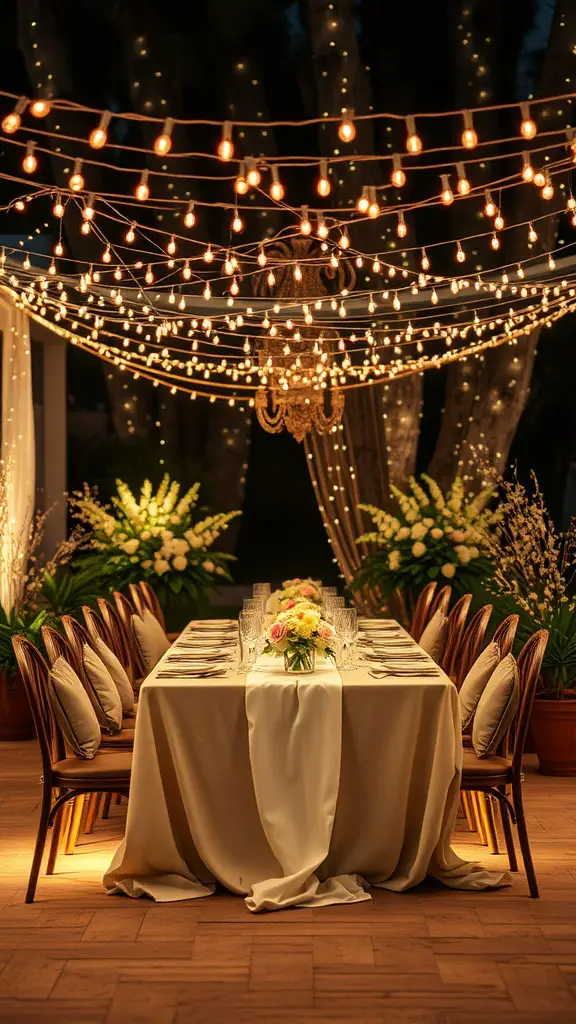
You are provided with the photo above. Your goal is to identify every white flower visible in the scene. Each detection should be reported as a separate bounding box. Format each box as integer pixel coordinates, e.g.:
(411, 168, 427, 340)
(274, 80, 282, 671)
(395, 526, 410, 541)
(431, 528, 443, 539)
(412, 541, 426, 557)
(172, 555, 187, 571)
(422, 518, 434, 528)
(405, 510, 417, 523)
(141, 559, 153, 569)
(171, 538, 190, 557)
(411, 522, 428, 540)
(454, 544, 471, 564)
(441, 563, 456, 578)
(184, 529, 204, 549)
(121, 538, 140, 555)
(388, 550, 401, 570)
(155, 558, 170, 575)
(451, 529, 469, 543)
(202, 559, 215, 573)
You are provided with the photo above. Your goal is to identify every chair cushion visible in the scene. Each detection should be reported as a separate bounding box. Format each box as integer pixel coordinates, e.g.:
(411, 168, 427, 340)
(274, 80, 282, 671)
(472, 653, 519, 758)
(94, 638, 136, 715)
(49, 657, 101, 760)
(132, 609, 171, 672)
(461, 747, 512, 777)
(82, 644, 123, 734)
(100, 727, 135, 749)
(53, 749, 132, 781)
(459, 641, 501, 730)
(419, 608, 448, 662)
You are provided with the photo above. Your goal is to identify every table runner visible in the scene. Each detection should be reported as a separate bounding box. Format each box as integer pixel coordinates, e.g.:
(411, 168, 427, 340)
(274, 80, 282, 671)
(104, 619, 510, 911)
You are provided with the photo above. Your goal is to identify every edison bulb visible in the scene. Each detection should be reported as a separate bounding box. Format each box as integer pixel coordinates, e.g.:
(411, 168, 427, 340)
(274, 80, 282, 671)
(494, 212, 504, 231)
(203, 246, 213, 262)
(317, 162, 331, 197)
(520, 104, 537, 139)
(541, 179, 554, 200)
(441, 186, 454, 206)
(167, 236, 176, 255)
(135, 181, 150, 201)
(267, 270, 276, 287)
(490, 233, 500, 250)
(69, 171, 85, 192)
(270, 175, 285, 201)
(81, 221, 91, 235)
(235, 168, 248, 195)
(368, 200, 380, 219)
(54, 241, 64, 257)
(184, 203, 195, 228)
(357, 188, 369, 213)
(154, 124, 173, 155)
(338, 110, 355, 142)
(246, 163, 261, 188)
(125, 224, 136, 243)
(567, 194, 576, 211)
(533, 170, 545, 188)
(53, 198, 64, 218)
(218, 122, 234, 161)
(396, 215, 407, 238)
(421, 250, 430, 271)
(30, 99, 50, 118)
(232, 212, 244, 232)
(457, 175, 470, 195)
(484, 193, 496, 217)
(230, 278, 239, 295)
(391, 165, 406, 188)
(2, 112, 21, 134)
(102, 246, 111, 263)
(257, 247, 267, 266)
(462, 127, 477, 149)
(89, 126, 107, 149)
(406, 132, 422, 154)
(456, 245, 466, 263)
(522, 154, 534, 182)
(22, 148, 37, 174)
(300, 212, 312, 235)
(528, 224, 538, 242)
(182, 261, 191, 279)
(317, 216, 329, 239)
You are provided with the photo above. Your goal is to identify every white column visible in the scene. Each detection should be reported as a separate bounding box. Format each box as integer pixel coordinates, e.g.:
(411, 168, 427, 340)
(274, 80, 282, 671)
(42, 336, 67, 555)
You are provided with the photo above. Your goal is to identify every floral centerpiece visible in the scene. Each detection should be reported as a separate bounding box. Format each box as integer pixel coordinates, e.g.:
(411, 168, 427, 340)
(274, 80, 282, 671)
(266, 577, 322, 615)
(70, 474, 241, 610)
(351, 475, 497, 619)
(263, 601, 335, 673)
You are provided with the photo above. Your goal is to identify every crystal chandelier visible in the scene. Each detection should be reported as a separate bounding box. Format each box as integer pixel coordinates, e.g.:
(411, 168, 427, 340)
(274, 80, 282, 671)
(255, 385, 344, 443)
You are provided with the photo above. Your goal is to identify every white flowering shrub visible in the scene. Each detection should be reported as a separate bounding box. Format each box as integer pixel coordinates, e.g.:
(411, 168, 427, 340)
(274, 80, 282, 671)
(352, 475, 497, 610)
(70, 474, 241, 606)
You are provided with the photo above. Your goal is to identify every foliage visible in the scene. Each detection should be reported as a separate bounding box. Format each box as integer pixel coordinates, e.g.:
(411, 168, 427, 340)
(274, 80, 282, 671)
(0, 606, 51, 674)
(482, 470, 576, 698)
(351, 475, 497, 612)
(70, 473, 242, 608)
(39, 565, 111, 618)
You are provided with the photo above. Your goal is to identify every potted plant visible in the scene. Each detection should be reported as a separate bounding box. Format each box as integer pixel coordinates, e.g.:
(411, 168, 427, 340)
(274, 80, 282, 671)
(351, 475, 498, 624)
(482, 470, 576, 776)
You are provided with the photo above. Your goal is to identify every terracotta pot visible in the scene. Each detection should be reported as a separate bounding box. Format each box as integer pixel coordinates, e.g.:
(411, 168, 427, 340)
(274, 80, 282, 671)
(0, 669, 35, 741)
(531, 696, 576, 777)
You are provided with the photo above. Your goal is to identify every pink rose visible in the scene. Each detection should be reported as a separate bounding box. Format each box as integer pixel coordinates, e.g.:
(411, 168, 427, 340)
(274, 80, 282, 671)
(270, 621, 288, 644)
(300, 584, 316, 598)
(285, 599, 296, 609)
(318, 622, 335, 641)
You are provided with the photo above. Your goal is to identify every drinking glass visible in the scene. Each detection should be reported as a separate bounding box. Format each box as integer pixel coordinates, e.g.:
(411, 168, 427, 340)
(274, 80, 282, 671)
(321, 586, 337, 598)
(322, 595, 345, 624)
(238, 609, 263, 671)
(253, 583, 271, 599)
(332, 607, 358, 669)
(244, 597, 266, 613)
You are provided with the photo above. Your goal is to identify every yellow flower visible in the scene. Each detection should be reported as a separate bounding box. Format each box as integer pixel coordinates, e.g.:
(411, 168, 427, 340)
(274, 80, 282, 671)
(441, 563, 456, 578)
(455, 544, 471, 564)
(172, 555, 187, 571)
(412, 541, 426, 557)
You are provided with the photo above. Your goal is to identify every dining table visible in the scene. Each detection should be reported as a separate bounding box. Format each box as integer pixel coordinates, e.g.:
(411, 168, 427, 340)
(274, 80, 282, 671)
(104, 617, 510, 912)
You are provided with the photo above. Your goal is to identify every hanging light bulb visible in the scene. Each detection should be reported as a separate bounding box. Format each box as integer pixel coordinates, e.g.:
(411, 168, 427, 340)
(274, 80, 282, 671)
(30, 97, 51, 118)
(317, 159, 331, 197)
(135, 169, 150, 201)
(528, 222, 538, 243)
(456, 241, 466, 263)
(203, 281, 211, 300)
(541, 171, 554, 200)
(533, 168, 545, 188)
(167, 235, 177, 255)
(245, 157, 261, 189)
(519, 102, 537, 140)
(267, 269, 276, 288)
(89, 110, 111, 149)
(396, 211, 407, 238)
(490, 232, 500, 251)
(1, 97, 27, 134)
(567, 193, 576, 211)
(440, 174, 454, 205)
(357, 186, 369, 213)
(456, 161, 470, 195)
(182, 260, 192, 280)
(461, 110, 478, 149)
(257, 245, 267, 266)
(483, 190, 496, 217)
(317, 213, 329, 238)
(81, 220, 91, 235)
(521, 152, 534, 182)
(548, 253, 556, 270)
(230, 277, 240, 295)
(203, 246, 213, 262)
(22, 141, 37, 174)
(153, 117, 174, 156)
(390, 153, 406, 188)
(269, 165, 285, 201)
(293, 262, 302, 282)
(300, 205, 312, 235)
(125, 222, 136, 243)
(69, 158, 85, 192)
(232, 209, 244, 232)
(53, 195, 64, 218)
(405, 114, 422, 154)
(54, 241, 64, 257)
(101, 245, 112, 264)
(421, 247, 430, 271)
(83, 193, 95, 221)
(183, 200, 195, 228)
(494, 211, 504, 231)
(143, 265, 153, 285)
(338, 107, 356, 142)
(218, 121, 234, 161)
(517, 263, 525, 279)
(367, 187, 380, 219)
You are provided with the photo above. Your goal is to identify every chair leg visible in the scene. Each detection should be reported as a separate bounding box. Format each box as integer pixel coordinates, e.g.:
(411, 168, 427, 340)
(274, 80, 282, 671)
(480, 794, 500, 855)
(471, 792, 487, 844)
(83, 793, 99, 835)
(512, 781, 539, 898)
(115, 793, 123, 805)
(65, 795, 85, 855)
(498, 786, 518, 872)
(46, 804, 65, 875)
(461, 792, 476, 832)
(101, 793, 112, 819)
(26, 787, 52, 903)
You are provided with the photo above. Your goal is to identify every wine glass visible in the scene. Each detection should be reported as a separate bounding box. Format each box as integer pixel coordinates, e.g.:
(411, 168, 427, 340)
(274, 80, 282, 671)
(332, 607, 358, 669)
(322, 595, 345, 624)
(239, 610, 263, 670)
(321, 586, 337, 598)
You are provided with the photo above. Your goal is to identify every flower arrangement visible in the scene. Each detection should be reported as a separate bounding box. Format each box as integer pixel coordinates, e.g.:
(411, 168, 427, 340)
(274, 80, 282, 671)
(70, 474, 241, 608)
(266, 577, 322, 615)
(351, 475, 497, 616)
(263, 601, 336, 673)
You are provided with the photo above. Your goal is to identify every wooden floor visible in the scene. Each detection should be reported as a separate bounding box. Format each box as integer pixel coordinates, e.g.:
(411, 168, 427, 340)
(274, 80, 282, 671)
(1, 743, 576, 1024)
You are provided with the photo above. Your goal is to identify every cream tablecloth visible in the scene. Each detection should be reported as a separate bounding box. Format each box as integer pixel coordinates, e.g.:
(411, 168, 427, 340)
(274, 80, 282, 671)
(104, 619, 510, 911)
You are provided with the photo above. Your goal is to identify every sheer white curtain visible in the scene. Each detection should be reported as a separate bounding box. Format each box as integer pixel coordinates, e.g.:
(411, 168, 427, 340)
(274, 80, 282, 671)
(0, 295, 35, 611)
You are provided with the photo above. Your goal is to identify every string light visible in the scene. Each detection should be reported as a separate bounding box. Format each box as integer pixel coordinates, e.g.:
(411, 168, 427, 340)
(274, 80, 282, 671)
(338, 108, 356, 142)
(153, 117, 174, 156)
(533, 168, 546, 188)
(521, 152, 534, 182)
(89, 110, 112, 149)
(357, 186, 369, 213)
(83, 193, 95, 220)
(490, 232, 500, 250)
(1, 97, 27, 134)
(317, 213, 329, 239)
(22, 141, 37, 174)
(69, 158, 85, 192)
(519, 102, 537, 140)
(396, 211, 407, 238)
(494, 210, 504, 231)
(135, 169, 150, 201)
(217, 121, 234, 161)
(528, 222, 538, 243)
(317, 159, 331, 197)
(30, 98, 51, 118)
(541, 171, 554, 200)
(234, 162, 248, 195)
(245, 157, 261, 189)
(456, 241, 466, 263)
(166, 235, 176, 255)
(461, 110, 478, 149)
(440, 174, 454, 205)
(183, 201, 195, 228)
(232, 209, 244, 233)
(269, 165, 285, 201)
(391, 154, 406, 188)
(367, 187, 380, 219)
(421, 247, 430, 270)
(405, 115, 422, 154)
(300, 205, 312, 235)
(257, 245, 267, 266)
(484, 190, 496, 217)
(53, 195, 64, 218)
(125, 222, 136, 243)
(456, 162, 470, 195)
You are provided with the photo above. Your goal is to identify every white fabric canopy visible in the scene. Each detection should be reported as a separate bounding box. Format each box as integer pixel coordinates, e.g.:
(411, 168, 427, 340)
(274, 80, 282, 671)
(0, 295, 34, 611)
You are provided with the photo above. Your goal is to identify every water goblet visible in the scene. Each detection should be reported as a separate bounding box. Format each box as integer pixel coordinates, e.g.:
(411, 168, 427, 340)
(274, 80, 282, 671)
(322, 595, 345, 625)
(239, 609, 263, 671)
(253, 583, 271, 599)
(333, 607, 358, 669)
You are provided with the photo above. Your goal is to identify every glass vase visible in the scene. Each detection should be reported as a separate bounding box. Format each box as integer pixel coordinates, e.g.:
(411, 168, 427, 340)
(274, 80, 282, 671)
(284, 647, 316, 674)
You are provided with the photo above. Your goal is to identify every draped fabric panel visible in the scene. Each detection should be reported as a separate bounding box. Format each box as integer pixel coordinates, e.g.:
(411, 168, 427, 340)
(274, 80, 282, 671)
(0, 296, 35, 611)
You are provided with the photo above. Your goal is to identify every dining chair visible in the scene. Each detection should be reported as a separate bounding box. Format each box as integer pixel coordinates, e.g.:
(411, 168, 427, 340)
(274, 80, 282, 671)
(129, 583, 148, 620)
(429, 584, 452, 620)
(455, 604, 493, 687)
(96, 597, 136, 681)
(493, 614, 520, 657)
(138, 580, 179, 640)
(113, 591, 146, 679)
(441, 593, 473, 679)
(409, 581, 437, 643)
(82, 604, 115, 651)
(460, 628, 549, 898)
(11, 635, 132, 903)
